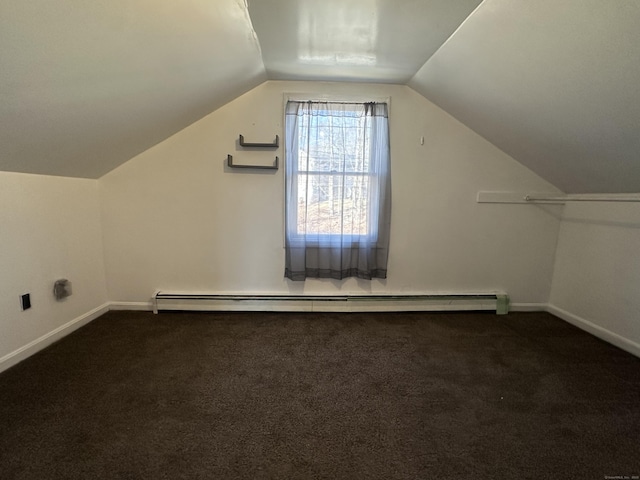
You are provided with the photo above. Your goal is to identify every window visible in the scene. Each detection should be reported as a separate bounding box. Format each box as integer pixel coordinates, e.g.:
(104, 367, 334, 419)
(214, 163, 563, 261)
(284, 100, 391, 281)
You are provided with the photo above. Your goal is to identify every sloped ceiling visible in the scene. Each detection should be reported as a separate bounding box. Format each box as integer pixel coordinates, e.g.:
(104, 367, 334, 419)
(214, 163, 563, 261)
(410, 0, 640, 193)
(1, 0, 639, 193)
(0, 0, 266, 178)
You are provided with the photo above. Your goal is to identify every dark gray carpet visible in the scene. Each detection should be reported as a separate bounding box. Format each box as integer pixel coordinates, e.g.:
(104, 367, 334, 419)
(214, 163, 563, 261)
(0, 311, 639, 479)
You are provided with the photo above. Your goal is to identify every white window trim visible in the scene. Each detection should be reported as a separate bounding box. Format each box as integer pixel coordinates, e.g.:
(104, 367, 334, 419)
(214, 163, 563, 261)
(283, 94, 391, 120)
(280, 93, 391, 248)
(282, 95, 390, 247)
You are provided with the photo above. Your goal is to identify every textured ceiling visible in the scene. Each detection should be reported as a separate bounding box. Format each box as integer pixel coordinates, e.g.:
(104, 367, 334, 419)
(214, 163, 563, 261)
(1, 0, 639, 193)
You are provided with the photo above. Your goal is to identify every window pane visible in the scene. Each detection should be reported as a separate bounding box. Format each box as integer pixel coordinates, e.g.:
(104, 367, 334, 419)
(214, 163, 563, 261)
(297, 174, 370, 236)
(297, 107, 371, 173)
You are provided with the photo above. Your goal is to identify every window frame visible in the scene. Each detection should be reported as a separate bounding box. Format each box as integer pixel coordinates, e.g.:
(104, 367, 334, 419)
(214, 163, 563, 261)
(283, 95, 390, 247)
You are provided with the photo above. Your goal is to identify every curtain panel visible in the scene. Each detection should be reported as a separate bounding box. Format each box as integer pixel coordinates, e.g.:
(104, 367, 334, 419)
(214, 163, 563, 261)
(284, 100, 391, 281)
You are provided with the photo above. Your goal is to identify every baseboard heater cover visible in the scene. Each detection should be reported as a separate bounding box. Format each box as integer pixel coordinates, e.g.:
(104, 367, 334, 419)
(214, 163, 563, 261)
(152, 292, 509, 315)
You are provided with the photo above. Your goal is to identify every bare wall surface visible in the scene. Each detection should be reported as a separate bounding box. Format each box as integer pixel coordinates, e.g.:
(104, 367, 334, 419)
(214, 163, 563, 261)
(0, 172, 108, 362)
(550, 202, 640, 353)
(100, 81, 562, 304)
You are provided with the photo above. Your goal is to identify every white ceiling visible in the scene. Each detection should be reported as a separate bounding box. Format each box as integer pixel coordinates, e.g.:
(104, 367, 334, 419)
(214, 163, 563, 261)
(410, 0, 640, 193)
(0, 0, 266, 178)
(247, 0, 482, 83)
(1, 0, 639, 193)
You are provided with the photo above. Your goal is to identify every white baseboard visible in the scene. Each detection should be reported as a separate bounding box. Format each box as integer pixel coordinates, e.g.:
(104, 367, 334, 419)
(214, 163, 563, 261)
(109, 301, 153, 311)
(547, 304, 640, 358)
(0, 302, 110, 374)
(510, 303, 548, 312)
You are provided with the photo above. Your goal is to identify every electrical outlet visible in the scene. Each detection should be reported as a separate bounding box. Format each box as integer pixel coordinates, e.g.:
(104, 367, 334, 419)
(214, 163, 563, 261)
(20, 293, 31, 311)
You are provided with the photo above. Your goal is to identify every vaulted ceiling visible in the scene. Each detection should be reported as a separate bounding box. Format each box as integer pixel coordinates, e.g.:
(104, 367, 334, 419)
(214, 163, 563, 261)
(409, 0, 640, 193)
(0, 0, 267, 178)
(1, 0, 639, 192)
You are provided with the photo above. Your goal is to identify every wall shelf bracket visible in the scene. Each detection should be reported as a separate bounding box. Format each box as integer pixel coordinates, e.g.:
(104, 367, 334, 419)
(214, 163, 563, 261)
(239, 134, 279, 148)
(227, 154, 279, 170)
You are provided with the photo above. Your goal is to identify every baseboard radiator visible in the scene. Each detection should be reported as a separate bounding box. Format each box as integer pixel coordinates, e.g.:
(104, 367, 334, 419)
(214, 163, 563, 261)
(153, 292, 509, 315)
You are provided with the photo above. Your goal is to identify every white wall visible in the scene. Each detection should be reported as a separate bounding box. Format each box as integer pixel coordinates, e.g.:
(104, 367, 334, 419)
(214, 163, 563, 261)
(100, 80, 562, 306)
(0, 172, 108, 371)
(549, 202, 640, 356)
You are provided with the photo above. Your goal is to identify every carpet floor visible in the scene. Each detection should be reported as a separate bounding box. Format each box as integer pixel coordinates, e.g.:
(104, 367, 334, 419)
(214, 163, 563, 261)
(0, 310, 639, 479)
